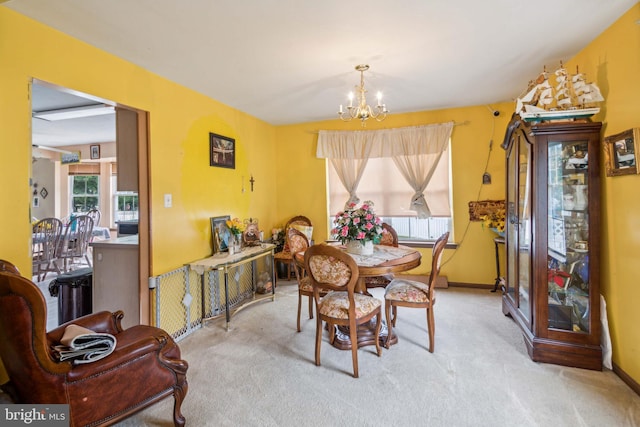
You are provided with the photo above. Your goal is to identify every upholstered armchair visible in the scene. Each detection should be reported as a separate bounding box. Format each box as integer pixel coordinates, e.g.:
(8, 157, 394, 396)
(364, 223, 399, 289)
(274, 215, 312, 282)
(288, 227, 329, 332)
(0, 261, 188, 427)
(303, 244, 382, 378)
(384, 232, 449, 352)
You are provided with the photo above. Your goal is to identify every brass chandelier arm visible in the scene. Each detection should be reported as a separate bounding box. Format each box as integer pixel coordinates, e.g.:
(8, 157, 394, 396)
(338, 64, 388, 126)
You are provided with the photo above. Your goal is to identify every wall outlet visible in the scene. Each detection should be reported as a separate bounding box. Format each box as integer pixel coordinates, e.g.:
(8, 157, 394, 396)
(164, 194, 172, 208)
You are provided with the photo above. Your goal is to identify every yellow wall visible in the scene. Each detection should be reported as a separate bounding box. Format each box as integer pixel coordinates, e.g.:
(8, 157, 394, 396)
(274, 106, 511, 283)
(568, 4, 640, 382)
(0, 8, 278, 276)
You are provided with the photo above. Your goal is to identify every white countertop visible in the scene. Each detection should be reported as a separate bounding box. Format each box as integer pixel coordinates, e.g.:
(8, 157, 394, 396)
(89, 234, 139, 247)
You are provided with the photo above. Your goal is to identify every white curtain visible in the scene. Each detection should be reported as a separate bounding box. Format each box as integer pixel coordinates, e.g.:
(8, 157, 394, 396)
(317, 122, 454, 215)
(317, 131, 372, 209)
(390, 123, 453, 218)
(330, 158, 368, 208)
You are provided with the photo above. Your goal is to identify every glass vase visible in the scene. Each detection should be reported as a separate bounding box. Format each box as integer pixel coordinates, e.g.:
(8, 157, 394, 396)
(228, 233, 242, 255)
(232, 233, 242, 253)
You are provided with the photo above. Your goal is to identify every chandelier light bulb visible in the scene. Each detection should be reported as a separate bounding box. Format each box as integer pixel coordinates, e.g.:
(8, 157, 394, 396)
(337, 64, 389, 126)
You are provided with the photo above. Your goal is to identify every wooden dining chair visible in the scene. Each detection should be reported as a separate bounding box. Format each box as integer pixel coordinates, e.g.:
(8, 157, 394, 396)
(364, 222, 399, 289)
(274, 215, 312, 282)
(289, 228, 328, 332)
(87, 208, 101, 227)
(56, 215, 94, 272)
(304, 244, 382, 378)
(384, 231, 449, 352)
(32, 217, 64, 281)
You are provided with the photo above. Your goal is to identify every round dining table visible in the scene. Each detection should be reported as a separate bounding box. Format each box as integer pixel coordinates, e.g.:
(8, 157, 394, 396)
(295, 243, 421, 350)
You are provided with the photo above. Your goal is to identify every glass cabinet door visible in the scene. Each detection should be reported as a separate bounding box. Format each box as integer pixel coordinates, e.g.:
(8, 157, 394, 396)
(506, 132, 532, 326)
(517, 137, 532, 324)
(547, 139, 590, 333)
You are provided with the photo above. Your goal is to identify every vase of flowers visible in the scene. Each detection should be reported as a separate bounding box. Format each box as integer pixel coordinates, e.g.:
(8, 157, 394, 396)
(332, 200, 383, 256)
(226, 218, 245, 253)
(481, 207, 506, 237)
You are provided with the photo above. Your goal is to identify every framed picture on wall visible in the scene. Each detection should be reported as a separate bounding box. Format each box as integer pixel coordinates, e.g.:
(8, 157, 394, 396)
(209, 133, 235, 169)
(90, 144, 101, 160)
(604, 128, 640, 177)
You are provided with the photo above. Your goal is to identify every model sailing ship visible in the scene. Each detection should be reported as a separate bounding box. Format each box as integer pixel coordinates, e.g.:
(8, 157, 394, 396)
(515, 62, 604, 121)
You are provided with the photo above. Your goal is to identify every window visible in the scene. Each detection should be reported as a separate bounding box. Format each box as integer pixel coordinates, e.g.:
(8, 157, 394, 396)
(114, 192, 139, 222)
(110, 175, 138, 225)
(328, 146, 453, 242)
(70, 175, 99, 213)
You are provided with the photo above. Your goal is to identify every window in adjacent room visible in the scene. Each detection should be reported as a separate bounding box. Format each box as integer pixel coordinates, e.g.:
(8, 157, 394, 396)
(70, 175, 99, 213)
(110, 175, 138, 225)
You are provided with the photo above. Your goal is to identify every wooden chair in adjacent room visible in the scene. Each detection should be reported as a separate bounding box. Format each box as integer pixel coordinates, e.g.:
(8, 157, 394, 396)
(289, 227, 327, 332)
(56, 215, 94, 272)
(304, 244, 382, 378)
(274, 215, 312, 282)
(87, 208, 101, 227)
(383, 231, 449, 353)
(364, 222, 399, 289)
(31, 217, 63, 281)
(0, 260, 189, 426)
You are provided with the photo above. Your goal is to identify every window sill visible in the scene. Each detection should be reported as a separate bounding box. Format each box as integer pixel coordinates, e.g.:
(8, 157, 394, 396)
(399, 240, 458, 250)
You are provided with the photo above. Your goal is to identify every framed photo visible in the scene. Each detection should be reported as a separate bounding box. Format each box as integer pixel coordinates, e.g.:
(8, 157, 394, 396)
(468, 199, 505, 222)
(211, 215, 231, 253)
(209, 133, 235, 169)
(61, 151, 81, 165)
(90, 144, 101, 160)
(604, 128, 640, 177)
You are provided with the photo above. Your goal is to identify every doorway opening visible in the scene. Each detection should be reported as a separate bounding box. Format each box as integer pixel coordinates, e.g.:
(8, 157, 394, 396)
(30, 79, 150, 329)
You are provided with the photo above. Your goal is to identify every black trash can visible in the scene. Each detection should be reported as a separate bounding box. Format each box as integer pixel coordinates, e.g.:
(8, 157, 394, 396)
(49, 268, 93, 325)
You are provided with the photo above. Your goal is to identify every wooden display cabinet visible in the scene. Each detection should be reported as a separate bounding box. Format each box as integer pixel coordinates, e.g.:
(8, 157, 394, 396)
(501, 116, 602, 370)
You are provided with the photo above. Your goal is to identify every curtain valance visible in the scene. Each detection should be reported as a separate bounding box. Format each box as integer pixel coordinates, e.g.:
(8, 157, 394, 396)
(316, 122, 454, 159)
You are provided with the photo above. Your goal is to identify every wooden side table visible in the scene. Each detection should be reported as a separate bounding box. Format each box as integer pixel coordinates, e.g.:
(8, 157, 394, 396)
(491, 236, 505, 292)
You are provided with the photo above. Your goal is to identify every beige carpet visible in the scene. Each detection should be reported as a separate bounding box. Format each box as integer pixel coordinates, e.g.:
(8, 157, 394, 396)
(111, 283, 640, 427)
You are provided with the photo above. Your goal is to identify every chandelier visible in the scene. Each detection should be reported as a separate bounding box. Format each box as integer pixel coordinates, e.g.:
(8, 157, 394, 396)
(338, 64, 388, 125)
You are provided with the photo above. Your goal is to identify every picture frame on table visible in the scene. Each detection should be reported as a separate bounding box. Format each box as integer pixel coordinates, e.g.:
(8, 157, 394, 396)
(604, 128, 640, 177)
(90, 144, 101, 160)
(211, 215, 231, 253)
(209, 133, 235, 169)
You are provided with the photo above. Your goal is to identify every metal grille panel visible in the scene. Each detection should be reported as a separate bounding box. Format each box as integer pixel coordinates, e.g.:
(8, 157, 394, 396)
(151, 248, 275, 341)
(152, 266, 202, 342)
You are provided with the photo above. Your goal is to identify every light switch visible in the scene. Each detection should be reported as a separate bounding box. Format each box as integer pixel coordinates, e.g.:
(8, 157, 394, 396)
(164, 194, 172, 208)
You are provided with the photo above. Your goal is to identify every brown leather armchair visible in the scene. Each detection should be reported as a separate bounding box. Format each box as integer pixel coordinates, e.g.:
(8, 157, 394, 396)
(0, 260, 188, 427)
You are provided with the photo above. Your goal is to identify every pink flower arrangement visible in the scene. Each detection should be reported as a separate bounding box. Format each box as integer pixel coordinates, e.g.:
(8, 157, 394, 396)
(331, 200, 383, 245)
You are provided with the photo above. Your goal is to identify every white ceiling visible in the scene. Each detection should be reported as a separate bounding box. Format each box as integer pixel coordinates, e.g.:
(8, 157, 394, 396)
(31, 83, 116, 147)
(7, 0, 637, 144)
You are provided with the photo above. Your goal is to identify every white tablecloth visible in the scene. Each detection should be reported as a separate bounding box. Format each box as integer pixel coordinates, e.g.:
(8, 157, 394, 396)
(92, 226, 111, 240)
